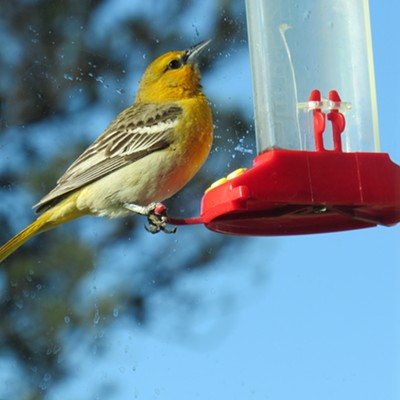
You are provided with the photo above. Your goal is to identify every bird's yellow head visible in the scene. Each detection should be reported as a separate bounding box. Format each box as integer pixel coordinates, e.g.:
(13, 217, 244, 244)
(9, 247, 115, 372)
(136, 40, 210, 103)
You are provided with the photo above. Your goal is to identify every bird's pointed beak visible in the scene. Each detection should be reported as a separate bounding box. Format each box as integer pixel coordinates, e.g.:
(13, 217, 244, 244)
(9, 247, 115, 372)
(183, 39, 211, 65)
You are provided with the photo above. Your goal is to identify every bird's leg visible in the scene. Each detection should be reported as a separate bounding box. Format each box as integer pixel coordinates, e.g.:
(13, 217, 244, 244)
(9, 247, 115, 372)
(124, 202, 159, 216)
(123, 202, 177, 234)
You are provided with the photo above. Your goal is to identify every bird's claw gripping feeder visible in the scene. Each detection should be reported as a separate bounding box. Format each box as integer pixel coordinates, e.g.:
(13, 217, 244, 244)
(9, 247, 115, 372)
(168, 0, 400, 235)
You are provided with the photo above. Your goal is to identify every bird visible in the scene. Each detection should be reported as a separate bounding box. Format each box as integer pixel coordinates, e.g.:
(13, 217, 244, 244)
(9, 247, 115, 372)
(0, 40, 213, 263)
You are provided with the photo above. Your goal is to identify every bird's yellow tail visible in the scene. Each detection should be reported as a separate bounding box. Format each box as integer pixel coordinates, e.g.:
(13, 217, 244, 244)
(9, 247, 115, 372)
(0, 193, 84, 263)
(0, 213, 54, 263)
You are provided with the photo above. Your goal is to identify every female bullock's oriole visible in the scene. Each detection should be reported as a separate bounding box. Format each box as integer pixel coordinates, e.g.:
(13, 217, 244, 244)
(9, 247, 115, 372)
(0, 40, 213, 263)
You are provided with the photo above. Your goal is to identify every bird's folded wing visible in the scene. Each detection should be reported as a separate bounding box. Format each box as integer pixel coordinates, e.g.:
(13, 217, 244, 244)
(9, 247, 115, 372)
(34, 102, 183, 213)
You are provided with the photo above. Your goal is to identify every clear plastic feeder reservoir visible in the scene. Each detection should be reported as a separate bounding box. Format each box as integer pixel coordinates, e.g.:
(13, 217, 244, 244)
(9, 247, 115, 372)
(167, 0, 400, 236)
(245, 0, 379, 153)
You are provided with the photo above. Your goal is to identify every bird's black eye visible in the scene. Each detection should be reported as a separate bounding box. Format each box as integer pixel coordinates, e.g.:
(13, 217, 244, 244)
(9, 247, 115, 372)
(167, 59, 182, 70)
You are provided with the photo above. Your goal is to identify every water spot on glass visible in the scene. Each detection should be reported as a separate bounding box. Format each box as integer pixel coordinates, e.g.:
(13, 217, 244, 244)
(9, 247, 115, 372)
(88, 73, 109, 88)
(192, 24, 200, 37)
(93, 305, 100, 325)
(234, 137, 254, 155)
(39, 373, 51, 390)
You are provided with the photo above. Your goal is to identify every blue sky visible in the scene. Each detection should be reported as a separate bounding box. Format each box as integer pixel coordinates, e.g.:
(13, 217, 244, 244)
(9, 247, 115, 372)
(1, 1, 399, 399)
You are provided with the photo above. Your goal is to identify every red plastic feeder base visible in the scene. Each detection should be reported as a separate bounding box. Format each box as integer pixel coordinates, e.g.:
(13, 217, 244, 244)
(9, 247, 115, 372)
(168, 90, 400, 236)
(197, 149, 400, 236)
